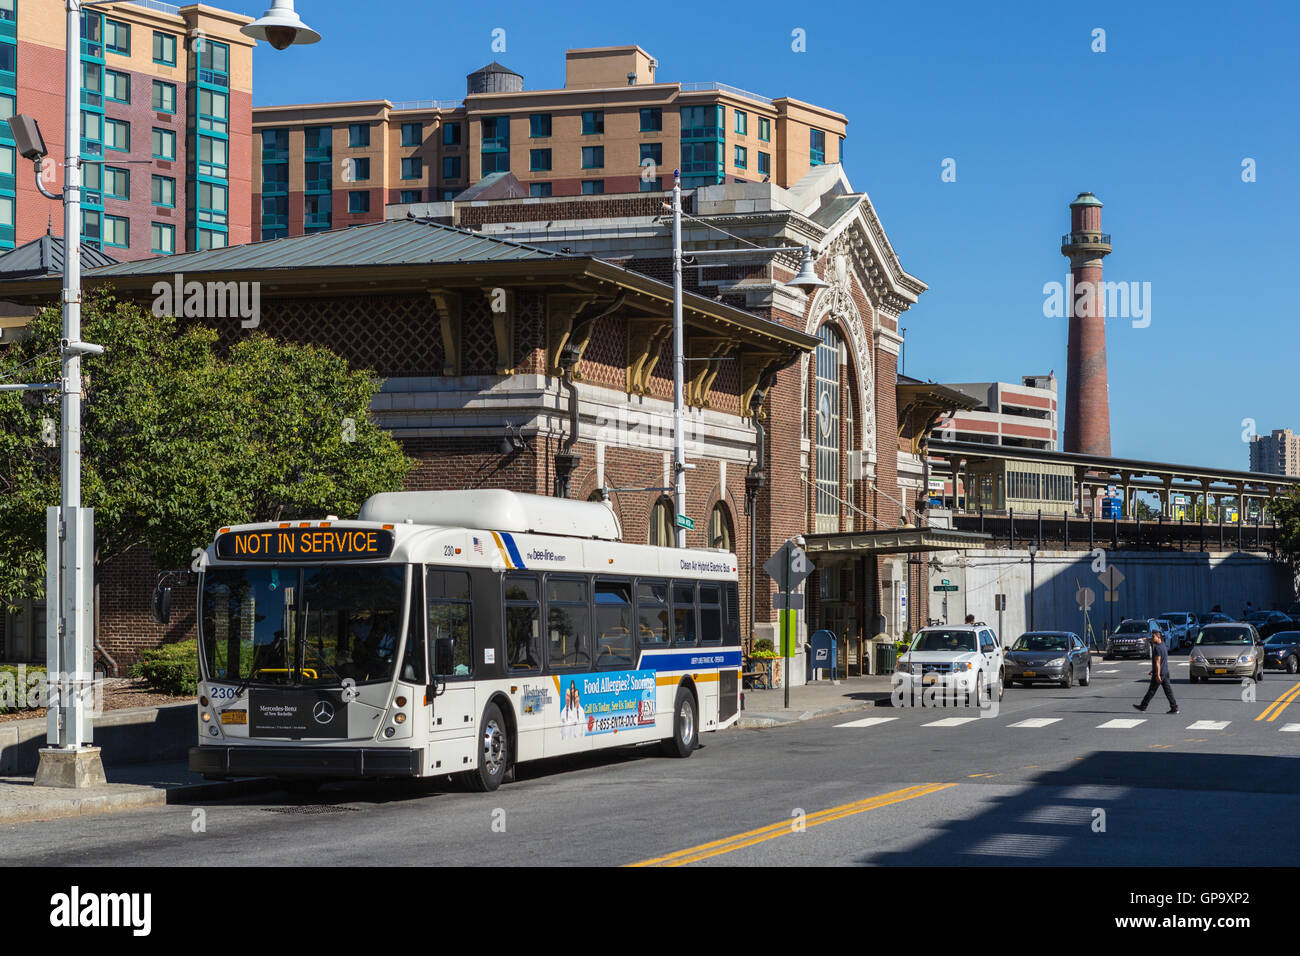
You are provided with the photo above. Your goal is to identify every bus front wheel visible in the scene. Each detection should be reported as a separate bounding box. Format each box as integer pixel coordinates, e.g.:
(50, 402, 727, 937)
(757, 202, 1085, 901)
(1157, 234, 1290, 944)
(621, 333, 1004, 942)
(661, 686, 697, 758)
(463, 702, 510, 793)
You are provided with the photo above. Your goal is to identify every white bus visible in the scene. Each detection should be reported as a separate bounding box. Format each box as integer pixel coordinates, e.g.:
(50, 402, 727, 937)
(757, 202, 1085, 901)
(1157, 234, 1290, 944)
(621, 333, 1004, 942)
(187, 490, 742, 792)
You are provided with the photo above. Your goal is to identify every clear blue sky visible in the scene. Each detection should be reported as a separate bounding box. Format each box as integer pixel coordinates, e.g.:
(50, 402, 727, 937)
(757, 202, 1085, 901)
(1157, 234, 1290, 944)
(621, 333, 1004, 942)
(242, 0, 1298, 471)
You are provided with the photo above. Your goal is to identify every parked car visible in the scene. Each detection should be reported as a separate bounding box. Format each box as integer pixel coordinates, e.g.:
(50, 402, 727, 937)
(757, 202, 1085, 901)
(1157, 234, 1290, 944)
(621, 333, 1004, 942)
(1188, 623, 1264, 682)
(1262, 631, 1300, 673)
(1284, 601, 1300, 618)
(1194, 612, 1235, 628)
(1005, 631, 1092, 688)
(1158, 611, 1196, 649)
(1106, 619, 1159, 660)
(894, 624, 1005, 706)
(1252, 611, 1298, 639)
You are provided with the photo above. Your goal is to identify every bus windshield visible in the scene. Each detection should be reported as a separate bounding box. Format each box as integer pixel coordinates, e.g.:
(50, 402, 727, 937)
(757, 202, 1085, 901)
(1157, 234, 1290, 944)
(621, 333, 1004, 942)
(201, 565, 406, 688)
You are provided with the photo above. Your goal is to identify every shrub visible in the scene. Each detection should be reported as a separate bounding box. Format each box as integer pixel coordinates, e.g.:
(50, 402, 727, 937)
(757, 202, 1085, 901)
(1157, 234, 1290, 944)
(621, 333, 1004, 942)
(0, 664, 46, 713)
(130, 639, 199, 696)
(751, 637, 778, 659)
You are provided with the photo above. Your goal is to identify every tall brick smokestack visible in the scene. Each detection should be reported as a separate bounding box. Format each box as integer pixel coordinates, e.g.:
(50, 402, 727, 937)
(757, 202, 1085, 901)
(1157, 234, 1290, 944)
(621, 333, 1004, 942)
(1061, 192, 1112, 456)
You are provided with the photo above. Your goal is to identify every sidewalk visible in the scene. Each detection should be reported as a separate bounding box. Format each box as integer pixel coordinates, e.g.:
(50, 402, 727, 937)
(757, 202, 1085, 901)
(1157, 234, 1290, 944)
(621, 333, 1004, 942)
(0, 761, 271, 826)
(735, 674, 893, 728)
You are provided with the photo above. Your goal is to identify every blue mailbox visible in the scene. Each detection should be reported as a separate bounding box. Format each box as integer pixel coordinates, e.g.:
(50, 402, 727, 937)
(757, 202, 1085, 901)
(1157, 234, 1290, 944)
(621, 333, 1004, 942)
(808, 629, 837, 681)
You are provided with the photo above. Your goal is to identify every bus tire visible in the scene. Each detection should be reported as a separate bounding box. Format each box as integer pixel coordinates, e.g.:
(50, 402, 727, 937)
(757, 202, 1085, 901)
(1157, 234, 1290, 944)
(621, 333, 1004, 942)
(464, 702, 510, 793)
(661, 686, 697, 758)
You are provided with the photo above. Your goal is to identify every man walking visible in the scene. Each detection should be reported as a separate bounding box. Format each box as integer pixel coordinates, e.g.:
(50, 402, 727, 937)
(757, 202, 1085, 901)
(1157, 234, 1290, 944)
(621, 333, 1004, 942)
(1134, 628, 1179, 714)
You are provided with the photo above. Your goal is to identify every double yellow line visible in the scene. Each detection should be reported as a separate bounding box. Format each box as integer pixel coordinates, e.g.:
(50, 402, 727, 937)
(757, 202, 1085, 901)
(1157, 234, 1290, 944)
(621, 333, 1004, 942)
(1256, 680, 1300, 722)
(628, 783, 955, 867)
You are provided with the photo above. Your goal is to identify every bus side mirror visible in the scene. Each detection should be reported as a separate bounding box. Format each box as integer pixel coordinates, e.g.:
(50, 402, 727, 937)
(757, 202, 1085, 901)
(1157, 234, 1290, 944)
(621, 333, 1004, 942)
(151, 586, 172, 626)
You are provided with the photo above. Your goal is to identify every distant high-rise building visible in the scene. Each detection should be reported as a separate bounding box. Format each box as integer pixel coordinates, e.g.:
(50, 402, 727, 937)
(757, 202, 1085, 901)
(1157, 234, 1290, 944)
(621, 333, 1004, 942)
(251, 45, 848, 240)
(7, 0, 255, 259)
(1250, 428, 1300, 476)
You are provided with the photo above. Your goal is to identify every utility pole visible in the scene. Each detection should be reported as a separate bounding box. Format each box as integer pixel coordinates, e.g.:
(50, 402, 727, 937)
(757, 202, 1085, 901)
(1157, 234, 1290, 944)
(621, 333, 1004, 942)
(671, 169, 687, 547)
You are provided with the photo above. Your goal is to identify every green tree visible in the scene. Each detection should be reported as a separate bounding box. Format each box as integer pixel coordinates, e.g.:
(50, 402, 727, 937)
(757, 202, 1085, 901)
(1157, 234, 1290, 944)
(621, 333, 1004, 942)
(1272, 488, 1300, 578)
(0, 290, 413, 608)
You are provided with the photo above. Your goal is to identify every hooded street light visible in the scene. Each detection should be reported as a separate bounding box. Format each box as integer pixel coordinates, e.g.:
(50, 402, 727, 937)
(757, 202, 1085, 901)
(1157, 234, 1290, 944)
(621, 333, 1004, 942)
(241, 0, 321, 50)
(787, 244, 827, 293)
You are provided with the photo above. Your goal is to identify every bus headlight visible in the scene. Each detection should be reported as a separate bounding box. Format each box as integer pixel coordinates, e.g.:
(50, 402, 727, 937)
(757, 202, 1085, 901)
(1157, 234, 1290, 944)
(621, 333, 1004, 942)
(201, 711, 211, 723)
(383, 726, 396, 738)
(394, 712, 406, 724)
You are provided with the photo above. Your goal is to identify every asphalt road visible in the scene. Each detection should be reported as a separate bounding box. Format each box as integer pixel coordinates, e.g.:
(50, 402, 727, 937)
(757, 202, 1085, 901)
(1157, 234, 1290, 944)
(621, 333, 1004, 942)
(7, 656, 1299, 867)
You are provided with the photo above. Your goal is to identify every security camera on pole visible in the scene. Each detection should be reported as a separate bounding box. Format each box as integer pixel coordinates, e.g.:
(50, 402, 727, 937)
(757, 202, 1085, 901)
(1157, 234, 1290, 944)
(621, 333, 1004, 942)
(9, 0, 320, 788)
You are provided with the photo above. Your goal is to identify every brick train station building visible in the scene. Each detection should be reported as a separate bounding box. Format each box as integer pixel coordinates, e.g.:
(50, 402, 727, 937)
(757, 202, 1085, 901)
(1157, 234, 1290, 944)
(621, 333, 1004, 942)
(0, 163, 980, 675)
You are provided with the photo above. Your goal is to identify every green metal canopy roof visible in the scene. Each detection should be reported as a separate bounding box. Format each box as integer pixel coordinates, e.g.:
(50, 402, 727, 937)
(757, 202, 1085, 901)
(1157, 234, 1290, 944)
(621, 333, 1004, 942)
(0, 227, 118, 279)
(82, 217, 566, 280)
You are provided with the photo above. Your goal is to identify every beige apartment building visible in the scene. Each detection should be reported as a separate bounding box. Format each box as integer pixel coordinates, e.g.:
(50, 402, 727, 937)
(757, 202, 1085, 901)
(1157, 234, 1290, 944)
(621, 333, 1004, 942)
(1250, 428, 1300, 476)
(251, 45, 847, 239)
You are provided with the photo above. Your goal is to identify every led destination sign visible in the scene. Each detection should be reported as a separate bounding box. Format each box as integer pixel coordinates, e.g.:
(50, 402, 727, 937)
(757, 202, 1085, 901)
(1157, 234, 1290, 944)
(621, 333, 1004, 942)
(215, 527, 394, 561)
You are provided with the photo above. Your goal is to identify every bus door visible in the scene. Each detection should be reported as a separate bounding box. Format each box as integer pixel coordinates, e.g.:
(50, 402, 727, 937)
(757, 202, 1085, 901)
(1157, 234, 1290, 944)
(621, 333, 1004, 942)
(426, 570, 477, 750)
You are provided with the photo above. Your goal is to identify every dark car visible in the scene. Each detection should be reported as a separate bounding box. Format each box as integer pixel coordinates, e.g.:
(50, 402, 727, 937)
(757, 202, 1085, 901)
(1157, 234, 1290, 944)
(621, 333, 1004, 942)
(1105, 619, 1157, 660)
(1195, 612, 1235, 628)
(1005, 631, 1092, 688)
(1262, 631, 1300, 673)
(1254, 611, 1299, 639)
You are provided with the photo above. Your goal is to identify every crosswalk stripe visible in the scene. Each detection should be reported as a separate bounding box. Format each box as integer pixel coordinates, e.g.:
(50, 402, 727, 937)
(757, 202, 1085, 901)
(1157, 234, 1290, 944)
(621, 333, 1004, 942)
(834, 717, 899, 729)
(1186, 720, 1230, 730)
(923, 717, 980, 727)
(1008, 718, 1062, 728)
(1097, 718, 1145, 729)
(1280, 724, 1300, 733)
(1098, 669, 1120, 674)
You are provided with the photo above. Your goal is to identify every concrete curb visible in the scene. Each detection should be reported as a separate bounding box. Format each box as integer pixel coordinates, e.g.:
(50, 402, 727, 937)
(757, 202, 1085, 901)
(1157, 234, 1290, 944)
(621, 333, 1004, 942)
(0, 775, 275, 826)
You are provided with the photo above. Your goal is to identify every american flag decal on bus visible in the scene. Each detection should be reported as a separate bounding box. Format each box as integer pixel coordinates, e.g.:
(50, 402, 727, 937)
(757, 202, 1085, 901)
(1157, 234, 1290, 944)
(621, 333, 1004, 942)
(473, 537, 483, 555)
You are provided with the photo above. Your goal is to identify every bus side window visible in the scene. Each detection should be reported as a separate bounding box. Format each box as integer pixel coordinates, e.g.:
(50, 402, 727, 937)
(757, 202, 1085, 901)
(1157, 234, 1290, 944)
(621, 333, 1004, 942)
(427, 569, 473, 678)
(637, 579, 669, 645)
(699, 584, 723, 645)
(546, 576, 591, 669)
(594, 578, 635, 669)
(672, 581, 697, 647)
(505, 573, 541, 672)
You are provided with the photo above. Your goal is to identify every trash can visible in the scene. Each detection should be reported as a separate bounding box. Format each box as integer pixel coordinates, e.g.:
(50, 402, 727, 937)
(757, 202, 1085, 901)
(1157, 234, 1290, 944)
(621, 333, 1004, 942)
(874, 642, 897, 675)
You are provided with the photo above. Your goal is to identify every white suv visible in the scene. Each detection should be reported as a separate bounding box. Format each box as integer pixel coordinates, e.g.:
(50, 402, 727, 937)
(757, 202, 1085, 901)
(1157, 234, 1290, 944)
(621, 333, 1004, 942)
(894, 624, 1005, 707)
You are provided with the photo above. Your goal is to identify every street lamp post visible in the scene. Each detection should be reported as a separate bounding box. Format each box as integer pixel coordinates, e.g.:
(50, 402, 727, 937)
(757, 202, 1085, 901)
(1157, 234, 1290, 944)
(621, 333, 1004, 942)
(10, 0, 319, 788)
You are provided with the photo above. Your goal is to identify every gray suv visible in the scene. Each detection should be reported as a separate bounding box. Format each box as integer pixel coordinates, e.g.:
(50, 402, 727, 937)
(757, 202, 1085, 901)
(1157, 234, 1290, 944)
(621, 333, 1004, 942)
(1189, 623, 1263, 682)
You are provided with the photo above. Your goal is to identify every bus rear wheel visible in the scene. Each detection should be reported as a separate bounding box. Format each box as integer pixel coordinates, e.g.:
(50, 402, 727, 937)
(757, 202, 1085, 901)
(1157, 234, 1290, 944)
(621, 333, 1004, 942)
(661, 686, 697, 758)
(463, 702, 510, 793)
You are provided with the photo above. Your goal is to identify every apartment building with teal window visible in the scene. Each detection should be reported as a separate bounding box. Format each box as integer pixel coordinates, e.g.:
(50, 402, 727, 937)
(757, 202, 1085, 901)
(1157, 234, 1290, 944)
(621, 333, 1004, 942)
(253, 45, 847, 240)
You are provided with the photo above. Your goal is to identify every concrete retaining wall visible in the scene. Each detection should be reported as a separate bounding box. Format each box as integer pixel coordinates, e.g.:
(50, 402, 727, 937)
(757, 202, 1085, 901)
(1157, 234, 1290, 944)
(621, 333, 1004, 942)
(0, 703, 195, 776)
(927, 549, 1294, 644)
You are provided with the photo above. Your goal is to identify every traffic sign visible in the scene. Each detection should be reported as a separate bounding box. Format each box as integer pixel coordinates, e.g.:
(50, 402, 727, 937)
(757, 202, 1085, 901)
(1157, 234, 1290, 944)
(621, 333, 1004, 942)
(763, 540, 813, 588)
(942, 578, 951, 586)
(933, 585, 959, 592)
(772, 592, 805, 610)
(1076, 586, 1095, 611)
(675, 514, 694, 530)
(994, 594, 1006, 610)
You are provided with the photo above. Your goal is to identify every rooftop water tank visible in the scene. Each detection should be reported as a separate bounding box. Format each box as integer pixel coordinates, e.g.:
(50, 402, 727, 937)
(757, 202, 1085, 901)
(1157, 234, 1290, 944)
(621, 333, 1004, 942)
(467, 62, 523, 95)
